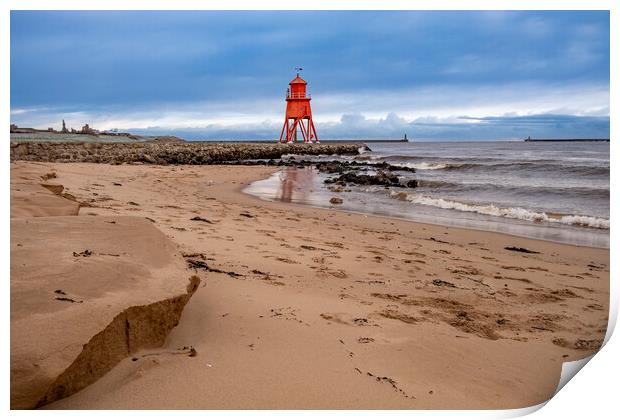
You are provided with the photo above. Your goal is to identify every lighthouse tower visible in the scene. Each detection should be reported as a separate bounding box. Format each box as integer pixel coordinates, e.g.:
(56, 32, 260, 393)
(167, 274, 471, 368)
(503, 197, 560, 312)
(279, 69, 319, 143)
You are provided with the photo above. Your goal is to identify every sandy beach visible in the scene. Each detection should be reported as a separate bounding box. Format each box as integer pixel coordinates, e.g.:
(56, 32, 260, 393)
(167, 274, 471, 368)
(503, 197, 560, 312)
(9, 159, 609, 410)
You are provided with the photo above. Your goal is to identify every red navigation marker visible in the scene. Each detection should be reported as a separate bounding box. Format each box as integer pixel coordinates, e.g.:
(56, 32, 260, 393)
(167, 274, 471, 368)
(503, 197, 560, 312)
(279, 70, 319, 143)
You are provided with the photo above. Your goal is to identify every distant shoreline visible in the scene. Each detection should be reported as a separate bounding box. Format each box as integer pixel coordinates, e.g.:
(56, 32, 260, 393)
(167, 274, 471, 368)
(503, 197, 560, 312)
(10, 131, 410, 144)
(188, 139, 410, 143)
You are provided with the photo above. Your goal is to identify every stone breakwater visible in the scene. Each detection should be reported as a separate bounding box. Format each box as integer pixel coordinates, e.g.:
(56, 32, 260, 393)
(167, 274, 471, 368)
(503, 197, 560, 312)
(234, 159, 419, 189)
(10, 141, 362, 165)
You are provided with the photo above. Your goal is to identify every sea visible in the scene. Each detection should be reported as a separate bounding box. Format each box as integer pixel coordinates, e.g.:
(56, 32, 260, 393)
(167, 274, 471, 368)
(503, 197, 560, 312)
(243, 141, 610, 248)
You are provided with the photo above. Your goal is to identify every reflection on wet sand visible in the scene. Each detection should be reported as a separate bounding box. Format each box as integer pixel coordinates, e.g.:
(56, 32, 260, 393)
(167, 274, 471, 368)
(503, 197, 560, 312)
(276, 166, 316, 202)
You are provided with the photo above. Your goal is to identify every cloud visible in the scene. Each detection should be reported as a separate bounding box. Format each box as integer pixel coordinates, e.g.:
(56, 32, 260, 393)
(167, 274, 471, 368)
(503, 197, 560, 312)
(11, 11, 609, 107)
(9, 79, 609, 141)
(10, 11, 609, 141)
(91, 112, 609, 141)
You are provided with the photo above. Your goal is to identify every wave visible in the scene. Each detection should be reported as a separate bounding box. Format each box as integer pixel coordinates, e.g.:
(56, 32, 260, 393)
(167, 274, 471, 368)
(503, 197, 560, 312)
(393, 161, 609, 176)
(353, 154, 609, 175)
(358, 145, 371, 155)
(363, 154, 605, 165)
(416, 180, 460, 189)
(413, 181, 610, 200)
(353, 154, 386, 162)
(311, 154, 609, 177)
(361, 154, 499, 163)
(389, 191, 609, 229)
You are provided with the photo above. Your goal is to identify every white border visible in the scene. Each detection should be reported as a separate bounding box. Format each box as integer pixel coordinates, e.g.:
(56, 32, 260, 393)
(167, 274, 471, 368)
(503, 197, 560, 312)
(3, 2, 616, 419)
(2, 0, 616, 11)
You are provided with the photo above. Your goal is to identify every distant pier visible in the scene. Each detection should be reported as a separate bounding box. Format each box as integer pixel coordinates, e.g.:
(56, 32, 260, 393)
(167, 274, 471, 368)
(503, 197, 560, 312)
(524, 136, 609, 142)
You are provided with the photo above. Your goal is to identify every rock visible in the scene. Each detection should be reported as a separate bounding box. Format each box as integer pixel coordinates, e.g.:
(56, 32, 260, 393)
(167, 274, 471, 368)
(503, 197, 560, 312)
(314, 160, 415, 175)
(376, 170, 400, 185)
(324, 170, 401, 187)
(10, 142, 362, 165)
(142, 154, 157, 163)
(330, 197, 344, 205)
(315, 161, 350, 174)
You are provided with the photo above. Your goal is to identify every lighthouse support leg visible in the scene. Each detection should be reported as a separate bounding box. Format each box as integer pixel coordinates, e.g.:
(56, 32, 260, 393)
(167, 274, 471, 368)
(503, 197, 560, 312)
(299, 119, 310, 143)
(288, 119, 300, 143)
(279, 119, 288, 143)
(305, 119, 312, 143)
(286, 119, 294, 143)
(309, 119, 319, 143)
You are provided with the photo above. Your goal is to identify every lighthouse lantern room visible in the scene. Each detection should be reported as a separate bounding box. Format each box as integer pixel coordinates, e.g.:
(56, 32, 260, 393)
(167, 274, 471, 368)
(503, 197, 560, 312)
(279, 68, 319, 143)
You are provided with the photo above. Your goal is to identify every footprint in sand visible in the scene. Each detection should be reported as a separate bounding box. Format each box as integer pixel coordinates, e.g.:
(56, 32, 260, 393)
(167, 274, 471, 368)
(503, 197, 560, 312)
(320, 313, 376, 327)
(270, 307, 307, 325)
(131, 346, 197, 362)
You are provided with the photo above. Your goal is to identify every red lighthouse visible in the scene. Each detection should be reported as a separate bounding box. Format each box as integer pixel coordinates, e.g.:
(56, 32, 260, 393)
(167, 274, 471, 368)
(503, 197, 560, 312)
(279, 69, 319, 143)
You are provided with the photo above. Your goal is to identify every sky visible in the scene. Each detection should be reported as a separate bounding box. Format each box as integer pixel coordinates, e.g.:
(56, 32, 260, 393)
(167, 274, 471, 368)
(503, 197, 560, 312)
(10, 10, 610, 140)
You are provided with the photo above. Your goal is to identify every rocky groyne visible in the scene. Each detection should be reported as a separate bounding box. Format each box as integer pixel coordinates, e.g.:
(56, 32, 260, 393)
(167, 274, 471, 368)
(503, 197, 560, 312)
(10, 141, 362, 165)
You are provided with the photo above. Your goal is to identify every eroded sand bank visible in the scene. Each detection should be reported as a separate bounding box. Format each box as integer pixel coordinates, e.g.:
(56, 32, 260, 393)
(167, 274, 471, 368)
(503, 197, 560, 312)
(10, 164, 201, 409)
(11, 161, 609, 409)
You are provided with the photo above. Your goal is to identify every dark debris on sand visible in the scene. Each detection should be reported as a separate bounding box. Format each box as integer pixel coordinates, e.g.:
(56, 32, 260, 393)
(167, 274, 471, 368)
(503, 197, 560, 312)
(190, 216, 214, 224)
(186, 258, 243, 278)
(72, 249, 93, 257)
(504, 246, 540, 254)
(432, 279, 457, 288)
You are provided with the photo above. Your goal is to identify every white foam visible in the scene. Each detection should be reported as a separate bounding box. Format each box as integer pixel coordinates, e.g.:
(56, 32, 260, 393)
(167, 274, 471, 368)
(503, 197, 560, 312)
(354, 154, 385, 162)
(559, 214, 610, 229)
(390, 191, 610, 229)
(391, 161, 450, 170)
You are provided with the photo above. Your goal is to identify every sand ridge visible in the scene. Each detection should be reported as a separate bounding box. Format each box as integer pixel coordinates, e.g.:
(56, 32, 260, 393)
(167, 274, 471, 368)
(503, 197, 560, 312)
(10, 161, 609, 409)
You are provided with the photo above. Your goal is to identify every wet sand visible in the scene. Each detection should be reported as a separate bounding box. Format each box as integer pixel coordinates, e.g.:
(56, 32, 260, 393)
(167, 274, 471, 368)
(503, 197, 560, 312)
(11, 161, 609, 409)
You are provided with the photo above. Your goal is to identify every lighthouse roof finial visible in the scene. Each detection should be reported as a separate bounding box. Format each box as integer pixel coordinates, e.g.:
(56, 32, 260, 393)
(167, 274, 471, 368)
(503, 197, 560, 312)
(295, 66, 303, 76)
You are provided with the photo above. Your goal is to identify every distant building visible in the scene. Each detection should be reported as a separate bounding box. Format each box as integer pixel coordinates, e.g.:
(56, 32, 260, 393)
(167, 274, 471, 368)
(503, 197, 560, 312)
(10, 124, 37, 134)
(79, 124, 98, 135)
(61, 120, 68, 133)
